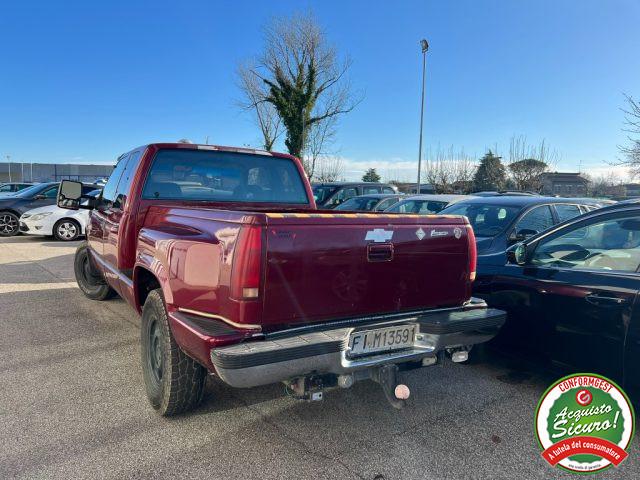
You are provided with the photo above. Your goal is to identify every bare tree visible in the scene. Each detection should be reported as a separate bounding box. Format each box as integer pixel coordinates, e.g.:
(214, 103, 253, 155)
(237, 63, 282, 151)
(586, 172, 624, 197)
(314, 156, 344, 182)
(237, 12, 359, 168)
(304, 114, 337, 179)
(617, 94, 640, 176)
(508, 135, 559, 167)
(423, 145, 476, 193)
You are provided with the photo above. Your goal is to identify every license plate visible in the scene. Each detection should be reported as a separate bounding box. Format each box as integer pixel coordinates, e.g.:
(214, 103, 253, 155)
(348, 325, 417, 357)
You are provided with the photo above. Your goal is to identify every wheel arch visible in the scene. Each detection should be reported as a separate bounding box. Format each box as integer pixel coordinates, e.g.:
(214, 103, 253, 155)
(133, 265, 172, 314)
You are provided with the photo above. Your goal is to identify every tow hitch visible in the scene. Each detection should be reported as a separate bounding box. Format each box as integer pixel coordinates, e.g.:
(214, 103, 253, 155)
(372, 364, 410, 409)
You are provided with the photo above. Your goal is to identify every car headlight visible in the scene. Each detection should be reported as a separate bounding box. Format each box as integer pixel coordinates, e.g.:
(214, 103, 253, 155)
(30, 212, 54, 221)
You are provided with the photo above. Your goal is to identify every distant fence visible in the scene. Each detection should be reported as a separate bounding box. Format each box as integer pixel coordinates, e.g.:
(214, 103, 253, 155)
(0, 162, 114, 183)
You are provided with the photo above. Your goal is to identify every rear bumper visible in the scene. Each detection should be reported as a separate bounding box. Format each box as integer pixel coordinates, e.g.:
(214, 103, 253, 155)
(208, 300, 506, 388)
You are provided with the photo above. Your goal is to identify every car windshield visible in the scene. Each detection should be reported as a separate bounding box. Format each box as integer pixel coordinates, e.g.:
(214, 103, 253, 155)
(385, 199, 448, 214)
(334, 196, 380, 211)
(141, 149, 308, 204)
(312, 185, 337, 203)
(441, 203, 521, 237)
(14, 183, 54, 198)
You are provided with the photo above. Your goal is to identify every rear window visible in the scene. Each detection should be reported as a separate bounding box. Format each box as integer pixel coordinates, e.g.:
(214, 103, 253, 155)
(442, 203, 521, 237)
(142, 149, 308, 204)
(386, 199, 448, 214)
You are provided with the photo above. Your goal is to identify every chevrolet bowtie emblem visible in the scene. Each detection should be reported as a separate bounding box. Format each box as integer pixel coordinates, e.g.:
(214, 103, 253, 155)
(365, 228, 394, 243)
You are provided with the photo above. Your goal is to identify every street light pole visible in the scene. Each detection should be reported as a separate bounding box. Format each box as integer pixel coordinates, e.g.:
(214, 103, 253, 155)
(416, 39, 429, 194)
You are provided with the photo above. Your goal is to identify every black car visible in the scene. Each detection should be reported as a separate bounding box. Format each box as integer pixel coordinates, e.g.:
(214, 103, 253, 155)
(439, 195, 605, 270)
(0, 182, 97, 236)
(333, 193, 404, 212)
(475, 202, 640, 400)
(312, 182, 398, 208)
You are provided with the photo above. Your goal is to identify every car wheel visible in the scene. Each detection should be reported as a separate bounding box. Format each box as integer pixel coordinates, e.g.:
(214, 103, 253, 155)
(141, 289, 206, 416)
(74, 243, 116, 300)
(0, 211, 20, 237)
(54, 219, 81, 241)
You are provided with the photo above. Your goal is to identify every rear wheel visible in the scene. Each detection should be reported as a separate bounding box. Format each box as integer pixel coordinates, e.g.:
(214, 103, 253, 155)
(54, 218, 81, 241)
(74, 243, 115, 300)
(141, 289, 207, 416)
(0, 211, 19, 237)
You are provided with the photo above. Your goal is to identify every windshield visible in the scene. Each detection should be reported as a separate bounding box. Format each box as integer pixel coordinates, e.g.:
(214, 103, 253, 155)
(334, 196, 380, 211)
(14, 183, 54, 198)
(385, 199, 448, 214)
(441, 203, 521, 237)
(312, 185, 337, 204)
(142, 149, 309, 204)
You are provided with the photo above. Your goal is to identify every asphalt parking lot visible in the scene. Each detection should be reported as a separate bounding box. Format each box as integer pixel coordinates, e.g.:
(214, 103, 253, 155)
(1, 235, 639, 480)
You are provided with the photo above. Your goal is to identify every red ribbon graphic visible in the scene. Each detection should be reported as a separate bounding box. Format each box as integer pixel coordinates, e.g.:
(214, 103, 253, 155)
(541, 436, 628, 466)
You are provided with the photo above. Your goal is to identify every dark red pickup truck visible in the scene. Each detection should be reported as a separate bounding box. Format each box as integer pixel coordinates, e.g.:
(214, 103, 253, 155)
(58, 142, 505, 415)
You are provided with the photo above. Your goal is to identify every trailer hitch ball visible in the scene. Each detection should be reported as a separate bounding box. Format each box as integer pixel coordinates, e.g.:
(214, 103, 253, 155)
(394, 384, 410, 400)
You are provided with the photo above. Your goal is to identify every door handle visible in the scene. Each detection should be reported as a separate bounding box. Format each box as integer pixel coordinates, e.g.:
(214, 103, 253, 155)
(585, 294, 629, 306)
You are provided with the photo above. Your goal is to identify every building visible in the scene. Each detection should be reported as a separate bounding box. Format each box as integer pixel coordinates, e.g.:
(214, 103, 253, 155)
(622, 183, 640, 197)
(0, 162, 114, 184)
(540, 172, 590, 196)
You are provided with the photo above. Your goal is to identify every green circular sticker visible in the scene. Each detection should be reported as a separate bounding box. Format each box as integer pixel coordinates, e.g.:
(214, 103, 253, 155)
(535, 373, 635, 473)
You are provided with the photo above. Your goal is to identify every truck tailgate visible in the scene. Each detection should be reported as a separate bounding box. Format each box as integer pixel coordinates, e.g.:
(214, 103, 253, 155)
(260, 212, 472, 329)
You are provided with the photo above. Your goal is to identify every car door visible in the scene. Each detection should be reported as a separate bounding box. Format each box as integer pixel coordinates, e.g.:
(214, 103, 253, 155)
(90, 153, 131, 278)
(491, 211, 640, 381)
(22, 184, 59, 212)
(101, 151, 141, 278)
(509, 204, 555, 242)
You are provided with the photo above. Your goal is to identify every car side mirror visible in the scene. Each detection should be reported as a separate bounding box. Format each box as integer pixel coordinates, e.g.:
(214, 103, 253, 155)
(57, 180, 83, 210)
(506, 242, 529, 265)
(34, 194, 46, 200)
(509, 228, 538, 244)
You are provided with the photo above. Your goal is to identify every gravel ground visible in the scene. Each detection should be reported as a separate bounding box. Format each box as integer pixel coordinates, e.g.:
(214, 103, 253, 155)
(1, 235, 639, 479)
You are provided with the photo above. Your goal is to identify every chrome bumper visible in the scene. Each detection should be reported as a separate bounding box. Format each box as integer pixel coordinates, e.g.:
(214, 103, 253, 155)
(210, 302, 506, 388)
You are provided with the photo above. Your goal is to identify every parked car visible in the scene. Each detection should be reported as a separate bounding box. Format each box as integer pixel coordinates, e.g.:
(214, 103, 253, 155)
(20, 189, 102, 241)
(312, 182, 398, 208)
(58, 142, 505, 416)
(384, 194, 469, 214)
(0, 182, 35, 197)
(475, 201, 640, 401)
(333, 193, 404, 212)
(0, 182, 100, 237)
(439, 196, 604, 271)
(472, 191, 540, 197)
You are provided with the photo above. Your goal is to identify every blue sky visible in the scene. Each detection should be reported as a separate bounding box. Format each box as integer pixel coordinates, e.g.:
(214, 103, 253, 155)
(1, 0, 639, 180)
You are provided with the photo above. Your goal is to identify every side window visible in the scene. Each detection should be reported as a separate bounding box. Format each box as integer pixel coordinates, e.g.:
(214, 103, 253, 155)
(42, 186, 59, 199)
(376, 198, 396, 211)
(382, 187, 395, 194)
(332, 187, 357, 205)
(515, 205, 554, 235)
(532, 215, 640, 272)
(555, 204, 582, 223)
(363, 186, 380, 194)
(100, 153, 130, 208)
(0, 185, 11, 192)
(113, 150, 141, 209)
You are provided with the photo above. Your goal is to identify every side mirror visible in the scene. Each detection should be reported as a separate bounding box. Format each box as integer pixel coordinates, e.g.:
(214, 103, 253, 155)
(506, 242, 529, 266)
(509, 228, 538, 243)
(57, 180, 83, 210)
(34, 194, 46, 200)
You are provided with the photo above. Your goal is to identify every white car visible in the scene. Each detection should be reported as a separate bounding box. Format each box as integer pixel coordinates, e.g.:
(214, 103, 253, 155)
(20, 204, 90, 241)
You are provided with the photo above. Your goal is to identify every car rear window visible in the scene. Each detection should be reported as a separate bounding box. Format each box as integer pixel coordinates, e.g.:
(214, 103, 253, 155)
(142, 149, 308, 204)
(442, 203, 521, 237)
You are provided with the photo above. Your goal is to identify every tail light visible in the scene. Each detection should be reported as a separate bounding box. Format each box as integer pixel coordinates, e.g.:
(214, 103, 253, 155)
(230, 225, 263, 300)
(466, 224, 477, 282)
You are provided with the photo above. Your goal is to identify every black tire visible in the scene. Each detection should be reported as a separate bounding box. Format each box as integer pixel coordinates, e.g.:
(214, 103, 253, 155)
(0, 211, 20, 237)
(53, 218, 81, 241)
(74, 243, 116, 300)
(141, 289, 206, 416)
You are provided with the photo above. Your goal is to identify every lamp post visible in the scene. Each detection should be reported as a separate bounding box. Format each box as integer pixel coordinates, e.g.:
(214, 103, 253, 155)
(416, 39, 429, 194)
